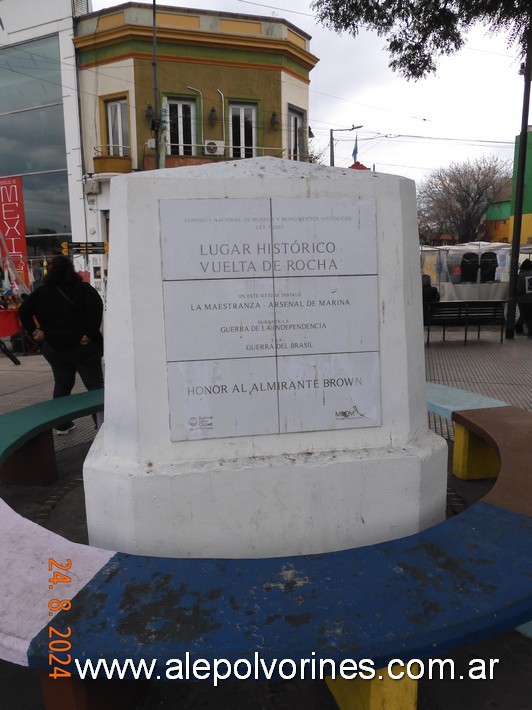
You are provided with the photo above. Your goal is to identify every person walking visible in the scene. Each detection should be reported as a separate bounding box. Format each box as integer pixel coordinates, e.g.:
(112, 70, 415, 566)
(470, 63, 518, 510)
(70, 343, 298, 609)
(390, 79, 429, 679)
(19, 255, 104, 433)
(421, 273, 440, 324)
(516, 259, 532, 340)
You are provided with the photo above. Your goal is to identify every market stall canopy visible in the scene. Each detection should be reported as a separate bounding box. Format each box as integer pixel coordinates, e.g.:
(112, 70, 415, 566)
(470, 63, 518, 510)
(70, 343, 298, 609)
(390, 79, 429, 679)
(420, 242, 522, 301)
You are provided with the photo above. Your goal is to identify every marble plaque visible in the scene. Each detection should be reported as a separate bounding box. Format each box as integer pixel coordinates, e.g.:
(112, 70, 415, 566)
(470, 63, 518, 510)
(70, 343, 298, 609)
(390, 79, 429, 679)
(161, 197, 380, 440)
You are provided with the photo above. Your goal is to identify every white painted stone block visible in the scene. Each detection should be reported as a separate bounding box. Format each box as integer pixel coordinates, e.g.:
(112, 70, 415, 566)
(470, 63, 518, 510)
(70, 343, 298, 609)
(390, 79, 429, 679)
(84, 157, 447, 558)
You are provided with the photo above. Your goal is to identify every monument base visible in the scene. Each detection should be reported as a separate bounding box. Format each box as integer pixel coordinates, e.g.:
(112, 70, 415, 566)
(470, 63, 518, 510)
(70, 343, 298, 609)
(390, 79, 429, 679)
(87, 158, 448, 559)
(84, 429, 447, 558)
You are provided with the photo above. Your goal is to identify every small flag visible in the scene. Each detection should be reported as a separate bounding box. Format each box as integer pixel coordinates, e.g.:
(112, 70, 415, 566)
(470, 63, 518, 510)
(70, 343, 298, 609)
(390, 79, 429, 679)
(352, 134, 358, 162)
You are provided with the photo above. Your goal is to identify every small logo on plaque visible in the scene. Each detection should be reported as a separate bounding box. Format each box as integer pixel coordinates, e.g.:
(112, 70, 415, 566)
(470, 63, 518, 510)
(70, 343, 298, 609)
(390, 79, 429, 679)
(335, 406, 364, 421)
(187, 416, 214, 430)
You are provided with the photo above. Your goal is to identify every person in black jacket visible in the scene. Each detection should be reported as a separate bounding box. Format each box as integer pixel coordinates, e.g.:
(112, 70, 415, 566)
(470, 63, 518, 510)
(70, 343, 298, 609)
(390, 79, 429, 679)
(422, 273, 440, 324)
(516, 259, 532, 339)
(19, 255, 104, 434)
(422, 274, 440, 303)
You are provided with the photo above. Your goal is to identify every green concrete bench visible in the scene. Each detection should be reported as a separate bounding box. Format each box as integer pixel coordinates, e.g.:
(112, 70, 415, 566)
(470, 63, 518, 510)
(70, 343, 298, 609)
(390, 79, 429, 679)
(0, 389, 104, 485)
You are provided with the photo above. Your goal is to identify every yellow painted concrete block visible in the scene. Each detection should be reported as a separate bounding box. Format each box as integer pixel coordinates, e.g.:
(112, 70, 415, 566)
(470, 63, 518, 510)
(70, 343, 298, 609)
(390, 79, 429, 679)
(220, 19, 262, 35)
(287, 29, 307, 49)
(97, 11, 125, 31)
(453, 423, 500, 480)
(158, 13, 201, 29)
(326, 670, 417, 710)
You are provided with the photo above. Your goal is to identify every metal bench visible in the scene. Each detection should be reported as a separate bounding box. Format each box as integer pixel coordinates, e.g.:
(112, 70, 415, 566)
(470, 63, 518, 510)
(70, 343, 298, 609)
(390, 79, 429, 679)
(425, 300, 506, 345)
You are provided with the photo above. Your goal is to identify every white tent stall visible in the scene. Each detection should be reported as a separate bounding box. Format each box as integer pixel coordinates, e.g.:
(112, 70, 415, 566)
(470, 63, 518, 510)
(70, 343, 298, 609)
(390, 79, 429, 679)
(420, 242, 513, 301)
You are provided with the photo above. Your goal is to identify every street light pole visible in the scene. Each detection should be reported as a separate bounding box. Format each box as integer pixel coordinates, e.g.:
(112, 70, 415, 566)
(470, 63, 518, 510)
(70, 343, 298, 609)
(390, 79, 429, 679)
(329, 124, 363, 166)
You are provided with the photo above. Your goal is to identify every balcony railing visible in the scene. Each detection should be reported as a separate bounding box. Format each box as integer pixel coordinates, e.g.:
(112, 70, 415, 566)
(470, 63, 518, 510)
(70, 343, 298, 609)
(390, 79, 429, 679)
(93, 145, 132, 174)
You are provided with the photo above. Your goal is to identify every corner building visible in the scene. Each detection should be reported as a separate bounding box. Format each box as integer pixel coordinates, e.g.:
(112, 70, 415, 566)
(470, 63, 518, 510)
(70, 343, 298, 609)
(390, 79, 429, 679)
(74, 3, 318, 260)
(0, 1, 317, 291)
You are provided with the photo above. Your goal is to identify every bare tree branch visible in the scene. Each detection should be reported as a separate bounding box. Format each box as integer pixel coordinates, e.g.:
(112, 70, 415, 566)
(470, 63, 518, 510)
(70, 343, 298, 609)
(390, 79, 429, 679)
(417, 156, 512, 244)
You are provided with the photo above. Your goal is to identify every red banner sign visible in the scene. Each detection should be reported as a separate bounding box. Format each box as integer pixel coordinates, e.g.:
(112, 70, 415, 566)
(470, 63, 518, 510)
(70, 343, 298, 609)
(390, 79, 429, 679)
(0, 176, 29, 287)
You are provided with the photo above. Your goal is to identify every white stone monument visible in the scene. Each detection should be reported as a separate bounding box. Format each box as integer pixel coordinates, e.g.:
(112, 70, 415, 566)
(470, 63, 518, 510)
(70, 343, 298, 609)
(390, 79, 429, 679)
(84, 157, 447, 558)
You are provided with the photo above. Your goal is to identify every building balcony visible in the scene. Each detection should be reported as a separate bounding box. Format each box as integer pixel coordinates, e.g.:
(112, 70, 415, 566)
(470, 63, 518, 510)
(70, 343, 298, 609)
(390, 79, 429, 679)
(93, 146, 132, 174)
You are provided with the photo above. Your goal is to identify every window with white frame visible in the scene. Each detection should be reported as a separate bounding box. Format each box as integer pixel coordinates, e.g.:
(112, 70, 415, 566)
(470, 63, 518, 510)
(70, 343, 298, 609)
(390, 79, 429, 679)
(167, 99, 196, 156)
(230, 103, 257, 158)
(288, 109, 304, 161)
(106, 99, 129, 157)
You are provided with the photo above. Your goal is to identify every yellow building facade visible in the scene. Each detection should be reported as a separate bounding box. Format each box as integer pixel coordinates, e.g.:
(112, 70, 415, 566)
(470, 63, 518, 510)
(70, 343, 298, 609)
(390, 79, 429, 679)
(74, 3, 318, 175)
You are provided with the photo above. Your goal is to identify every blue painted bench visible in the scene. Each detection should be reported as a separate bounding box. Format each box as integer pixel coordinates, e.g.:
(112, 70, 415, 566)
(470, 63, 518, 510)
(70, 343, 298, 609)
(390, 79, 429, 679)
(30, 503, 532, 664)
(426, 382, 509, 421)
(0, 389, 104, 485)
(1, 386, 531, 710)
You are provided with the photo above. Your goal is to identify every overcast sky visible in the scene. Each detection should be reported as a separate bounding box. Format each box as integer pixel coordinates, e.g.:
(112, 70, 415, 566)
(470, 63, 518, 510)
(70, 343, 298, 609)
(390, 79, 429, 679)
(90, 0, 526, 186)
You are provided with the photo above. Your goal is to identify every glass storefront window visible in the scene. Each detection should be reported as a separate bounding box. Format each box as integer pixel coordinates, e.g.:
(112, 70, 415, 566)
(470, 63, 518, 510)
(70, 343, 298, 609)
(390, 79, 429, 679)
(22, 172, 71, 238)
(0, 36, 63, 113)
(25, 235, 70, 260)
(0, 35, 72, 253)
(0, 105, 67, 176)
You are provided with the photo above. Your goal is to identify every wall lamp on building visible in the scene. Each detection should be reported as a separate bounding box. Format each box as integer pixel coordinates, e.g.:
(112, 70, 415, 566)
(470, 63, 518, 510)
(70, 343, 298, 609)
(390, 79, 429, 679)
(270, 112, 280, 130)
(208, 107, 218, 126)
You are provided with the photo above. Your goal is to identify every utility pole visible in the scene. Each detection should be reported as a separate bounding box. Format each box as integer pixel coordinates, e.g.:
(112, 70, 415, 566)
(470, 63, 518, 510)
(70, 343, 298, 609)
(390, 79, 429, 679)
(506, 25, 532, 339)
(152, 0, 159, 169)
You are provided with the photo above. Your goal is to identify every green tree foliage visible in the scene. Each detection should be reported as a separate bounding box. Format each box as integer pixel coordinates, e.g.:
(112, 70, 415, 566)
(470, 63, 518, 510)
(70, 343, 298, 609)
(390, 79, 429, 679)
(311, 0, 532, 79)
(417, 155, 512, 244)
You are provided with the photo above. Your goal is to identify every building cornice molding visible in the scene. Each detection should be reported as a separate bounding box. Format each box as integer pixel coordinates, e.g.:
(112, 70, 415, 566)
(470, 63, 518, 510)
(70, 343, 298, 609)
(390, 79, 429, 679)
(73, 24, 318, 74)
(78, 51, 311, 86)
(80, 2, 313, 42)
